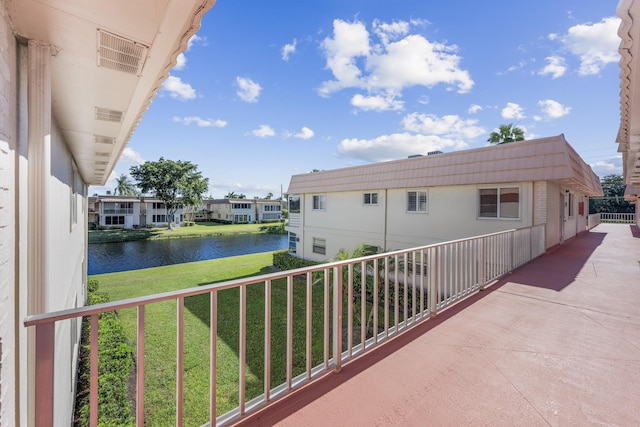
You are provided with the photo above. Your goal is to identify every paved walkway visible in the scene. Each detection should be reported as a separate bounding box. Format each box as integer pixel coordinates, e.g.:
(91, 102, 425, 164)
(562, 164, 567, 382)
(234, 224, 640, 426)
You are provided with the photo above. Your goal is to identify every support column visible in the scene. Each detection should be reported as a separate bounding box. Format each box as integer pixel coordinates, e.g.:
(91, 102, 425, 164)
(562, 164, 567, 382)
(26, 40, 52, 427)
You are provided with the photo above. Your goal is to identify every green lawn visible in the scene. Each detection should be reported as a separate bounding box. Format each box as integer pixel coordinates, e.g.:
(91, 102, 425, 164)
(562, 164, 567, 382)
(88, 222, 281, 244)
(93, 251, 330, 426)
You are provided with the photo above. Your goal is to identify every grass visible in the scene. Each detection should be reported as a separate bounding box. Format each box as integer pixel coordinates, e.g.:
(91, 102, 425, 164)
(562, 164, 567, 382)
(93, 251, 330, 426)
(88, 222, 280, 244)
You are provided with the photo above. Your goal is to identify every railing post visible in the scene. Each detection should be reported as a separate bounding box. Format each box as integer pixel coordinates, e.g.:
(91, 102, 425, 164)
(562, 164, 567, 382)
(333, 266, 343, 372)
(429, 247, 438, 318)
(478, 237, 486, 291)
(34, 322, 55, 427)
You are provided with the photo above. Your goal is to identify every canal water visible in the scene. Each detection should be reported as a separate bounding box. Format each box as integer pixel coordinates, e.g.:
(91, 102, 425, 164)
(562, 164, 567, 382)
(88, 233, 287, 275)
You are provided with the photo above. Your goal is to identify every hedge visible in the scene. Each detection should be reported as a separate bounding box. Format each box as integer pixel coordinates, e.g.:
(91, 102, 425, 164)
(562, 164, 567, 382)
(272, 250, 319, 271)
(75, 279, 134, 427)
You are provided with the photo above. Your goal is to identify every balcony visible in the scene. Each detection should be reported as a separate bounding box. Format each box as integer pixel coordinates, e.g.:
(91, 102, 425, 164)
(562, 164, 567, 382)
(25, 222, 639, 426)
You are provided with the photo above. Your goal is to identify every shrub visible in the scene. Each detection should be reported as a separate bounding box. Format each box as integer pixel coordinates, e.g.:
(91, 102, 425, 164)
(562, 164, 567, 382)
(75, 279, 134, 427)
(273, 250, 318, 271)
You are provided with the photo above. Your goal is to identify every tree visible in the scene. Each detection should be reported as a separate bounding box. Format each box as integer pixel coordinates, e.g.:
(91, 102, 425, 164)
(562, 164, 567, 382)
(130, 158, 209, 230)
(265, 192, 273, 200)
(589, 174, 635, 213)
(487, 123, 525, 144)
(114, 174, 138, 196)
(225, 191, 237, 199)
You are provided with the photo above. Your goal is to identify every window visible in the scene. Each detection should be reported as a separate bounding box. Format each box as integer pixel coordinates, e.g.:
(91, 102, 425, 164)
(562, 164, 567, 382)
(479, 187, 519, 219)
(313, 195, 326, 210)
(234, 214, 249, 223)
(407, 191, 427, 213)
(152, 202, 165, 210)
(152, 214, 167, 223)
(568, 192, 575, 217)
(312, 238, 326, 255)
(364, 192, 378, 205)
(289, 195, 300, 213)
(233, 203, 251, 209)
(105, 215, 125, 225)
(264, 205, 281, 211)
(288, 233, 297, 253)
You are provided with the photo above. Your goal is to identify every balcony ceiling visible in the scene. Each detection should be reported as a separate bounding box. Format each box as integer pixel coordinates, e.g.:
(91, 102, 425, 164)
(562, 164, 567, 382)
(7, 0, 215, 185)
(617, 0, 640, 186)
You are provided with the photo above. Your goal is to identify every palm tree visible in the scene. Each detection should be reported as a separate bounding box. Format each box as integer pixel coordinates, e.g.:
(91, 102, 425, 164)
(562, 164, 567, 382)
(487, 123, 524, 144)
(225, 191, 237, 199)
(114, 174, 138, 196)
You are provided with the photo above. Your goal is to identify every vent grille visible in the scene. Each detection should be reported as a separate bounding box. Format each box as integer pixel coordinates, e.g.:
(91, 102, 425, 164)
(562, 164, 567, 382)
(95, 152, 111, 157)
(94, 134, 116, 144)
(95, 108, 123, 123)
(95, 161, 108, 166)
(97, 29, 148, 75)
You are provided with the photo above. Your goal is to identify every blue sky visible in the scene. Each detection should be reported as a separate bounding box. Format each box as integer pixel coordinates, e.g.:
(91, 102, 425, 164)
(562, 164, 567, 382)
(91, 0, 622, 198)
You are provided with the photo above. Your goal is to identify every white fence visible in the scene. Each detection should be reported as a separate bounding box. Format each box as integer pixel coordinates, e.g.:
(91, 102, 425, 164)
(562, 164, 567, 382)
(25, 224, 546, 427)
(599, 212, 635, 224)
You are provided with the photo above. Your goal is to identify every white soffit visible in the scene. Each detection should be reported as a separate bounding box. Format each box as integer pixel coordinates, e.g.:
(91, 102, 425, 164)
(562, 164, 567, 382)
(7, 0, 216, 185)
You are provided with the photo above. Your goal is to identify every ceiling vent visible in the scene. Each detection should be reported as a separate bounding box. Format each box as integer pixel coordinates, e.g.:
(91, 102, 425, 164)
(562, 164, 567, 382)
(97, 29, 148, 76)
(95, 108, 123, 123)
(95, 152, 110, 157)
(94, 134, 116, 144)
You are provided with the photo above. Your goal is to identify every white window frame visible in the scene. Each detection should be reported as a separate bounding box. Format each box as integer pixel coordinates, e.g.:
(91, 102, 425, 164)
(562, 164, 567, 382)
(478, 186, 521, 220)
(312, 194, 326, 211)
(363, 192, 379, 205)
(312, 237, 326, 255)
(406, 190, 428, 213)
(567, 192, 575, 217)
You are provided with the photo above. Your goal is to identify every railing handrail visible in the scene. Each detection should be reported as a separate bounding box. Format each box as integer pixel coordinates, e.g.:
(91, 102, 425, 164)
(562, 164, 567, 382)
(24, 227, 529, 327)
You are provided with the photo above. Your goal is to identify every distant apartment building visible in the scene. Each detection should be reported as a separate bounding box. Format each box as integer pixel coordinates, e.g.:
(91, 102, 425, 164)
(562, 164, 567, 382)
(89, 195, 185, 229)
(190, 198, 283, 223)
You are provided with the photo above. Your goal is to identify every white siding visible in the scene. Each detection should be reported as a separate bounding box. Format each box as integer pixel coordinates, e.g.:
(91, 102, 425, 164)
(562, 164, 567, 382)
(296, 183, 536, 262)
(546, 181, 562, 248)
(0, 6, 17, 425)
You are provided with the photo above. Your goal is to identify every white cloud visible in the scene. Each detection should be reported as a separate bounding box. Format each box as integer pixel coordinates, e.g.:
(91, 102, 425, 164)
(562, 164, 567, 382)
(559, 16, 620, 76)
(174, 53, 187, 70)
(590, 157, 623, 176)
(173, 34, 205, 71)
(538, 55, 567, 79)
(252, 124, 275, 137)
(535, 99, 571, 121)
(293, 127, 314, 139)
(173, 116, 227, 128)
(338, 132, 468, 163)
(501, 102, 525, 120)
(162, 75, 196, 100)
(282, 39, 297, 61)
(468, 104, 482, 114)
(402, 113, 485, 139)
(236, 77, 262, 103)
(319, 19, 473, 100)
(121, 147, 144, 165)
(351, 94, 404, 112)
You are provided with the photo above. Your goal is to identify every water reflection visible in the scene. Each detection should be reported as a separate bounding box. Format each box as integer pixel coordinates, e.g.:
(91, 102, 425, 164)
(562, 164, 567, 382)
(88, 233, 287, 275)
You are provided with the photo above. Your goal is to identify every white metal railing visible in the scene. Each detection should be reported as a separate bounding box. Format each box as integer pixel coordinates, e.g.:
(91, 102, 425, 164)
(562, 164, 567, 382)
(599, 212, 635, 223)
(24, 224, 545, 427)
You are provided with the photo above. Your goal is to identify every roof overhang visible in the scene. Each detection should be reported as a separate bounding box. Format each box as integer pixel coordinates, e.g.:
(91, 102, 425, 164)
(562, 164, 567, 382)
(7, 0, 215, 185)
(617, 0, 640, 186)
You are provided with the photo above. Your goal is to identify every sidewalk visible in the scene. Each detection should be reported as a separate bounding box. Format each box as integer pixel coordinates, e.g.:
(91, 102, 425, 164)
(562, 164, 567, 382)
(235, 224, 640, 426)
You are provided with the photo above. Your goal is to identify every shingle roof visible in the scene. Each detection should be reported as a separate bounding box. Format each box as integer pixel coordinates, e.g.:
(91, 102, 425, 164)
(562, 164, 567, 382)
(287, 135, 603, 196)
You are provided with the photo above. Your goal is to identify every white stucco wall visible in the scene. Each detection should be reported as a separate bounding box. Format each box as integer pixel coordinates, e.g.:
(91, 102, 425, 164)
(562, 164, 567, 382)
(545, 181, 562, 248)
(295, 183, 537, 262)
(48, 119, 86, 427)
(0, 3, 17, 425)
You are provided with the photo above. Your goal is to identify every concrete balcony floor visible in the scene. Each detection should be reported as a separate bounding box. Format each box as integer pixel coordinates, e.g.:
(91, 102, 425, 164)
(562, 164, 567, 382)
(235, 224, 640, 426)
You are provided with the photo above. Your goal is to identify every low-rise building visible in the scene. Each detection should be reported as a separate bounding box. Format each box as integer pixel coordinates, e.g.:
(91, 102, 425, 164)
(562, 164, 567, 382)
(285, 135, 603, 262)
(192, 198, 283, 223)
(91, 195, 185, 229)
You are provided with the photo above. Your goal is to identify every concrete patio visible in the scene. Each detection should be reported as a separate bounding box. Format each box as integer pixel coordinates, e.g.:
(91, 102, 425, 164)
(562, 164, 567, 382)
(234, 223, 640, 426)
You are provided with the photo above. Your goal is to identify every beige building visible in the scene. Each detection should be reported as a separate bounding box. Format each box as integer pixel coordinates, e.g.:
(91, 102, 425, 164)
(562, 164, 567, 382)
(286, 135, 603, 262)
(190, 198, 284, 223)
(618, 0, 640, 226)
(0, 1, 214, 425)
(90, 195, 186, 229)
